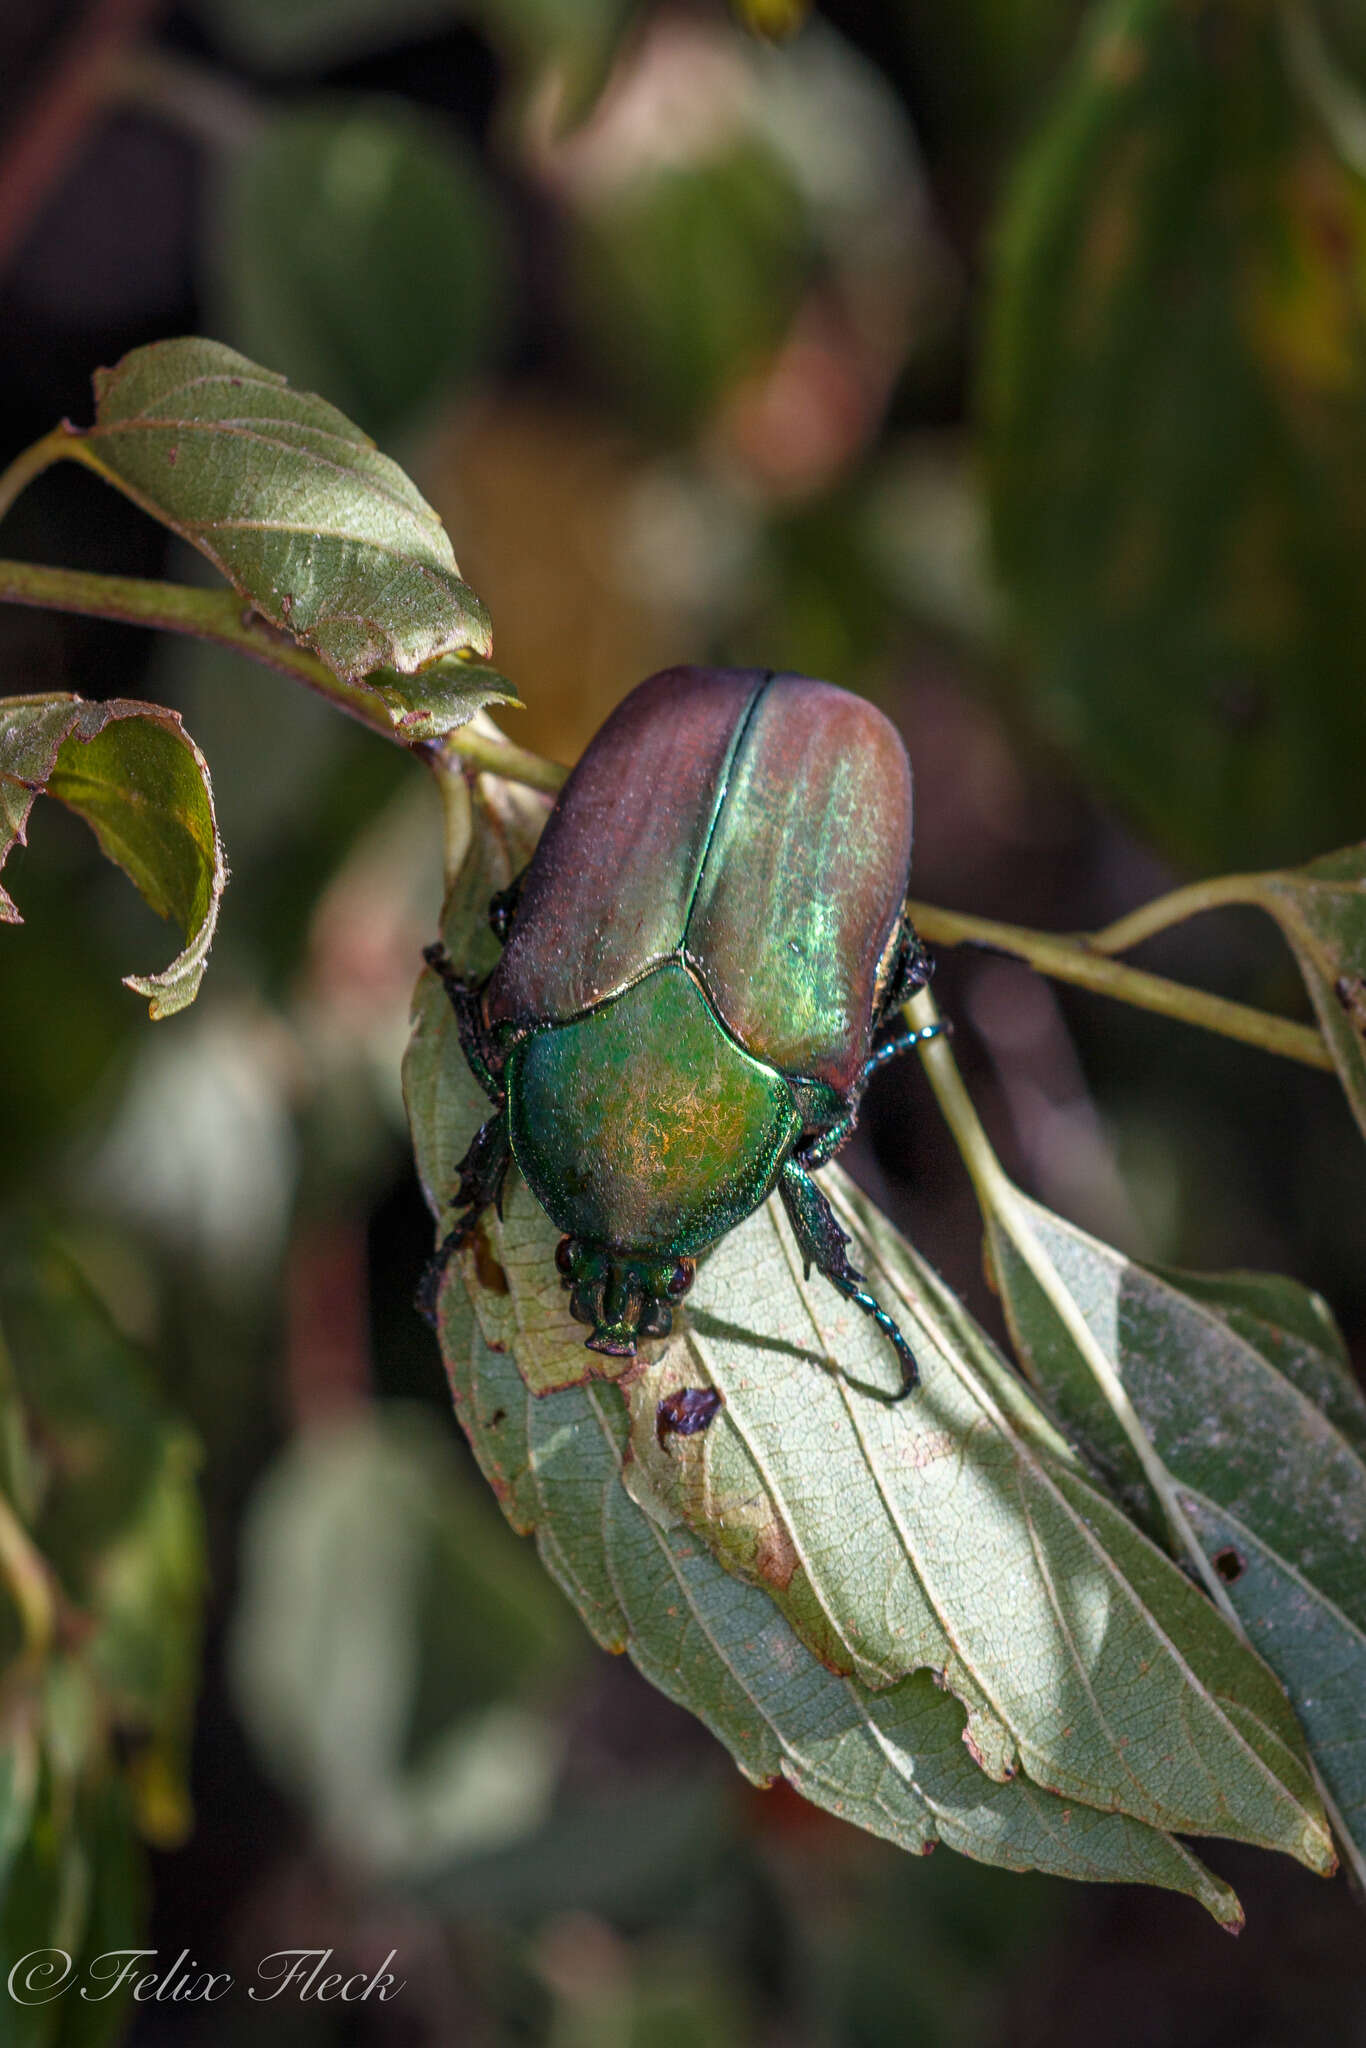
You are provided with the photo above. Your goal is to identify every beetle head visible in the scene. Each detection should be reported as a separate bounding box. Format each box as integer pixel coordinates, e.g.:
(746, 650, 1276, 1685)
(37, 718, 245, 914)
(555, 1236, 695, 1357)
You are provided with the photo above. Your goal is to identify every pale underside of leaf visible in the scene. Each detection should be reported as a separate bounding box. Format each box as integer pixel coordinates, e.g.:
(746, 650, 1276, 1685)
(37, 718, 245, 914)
(432, 1263, 1242, 1926)
(400, 773, 1329, 1909)
(614, 1179, 1330, 1871)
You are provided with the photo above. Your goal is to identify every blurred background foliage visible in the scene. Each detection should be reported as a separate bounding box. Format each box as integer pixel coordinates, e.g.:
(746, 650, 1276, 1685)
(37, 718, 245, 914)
(1, 0, 1365, 2041)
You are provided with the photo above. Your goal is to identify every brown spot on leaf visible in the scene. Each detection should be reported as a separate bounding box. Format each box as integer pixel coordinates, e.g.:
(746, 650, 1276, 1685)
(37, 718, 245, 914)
(962, 1728, 989, 1771)
(899, 1429, 955, 1470)
(1213, 1545, 1246, 1584)
(753, 1517, 798, 1592)
(1334, 975, 1366, 1036)
(488, 1408, 506, 1427)
(473, 1235, 510, 1295)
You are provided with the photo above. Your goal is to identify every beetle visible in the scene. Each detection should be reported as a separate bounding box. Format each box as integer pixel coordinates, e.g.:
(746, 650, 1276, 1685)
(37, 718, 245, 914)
(424, 666, 939, 1388)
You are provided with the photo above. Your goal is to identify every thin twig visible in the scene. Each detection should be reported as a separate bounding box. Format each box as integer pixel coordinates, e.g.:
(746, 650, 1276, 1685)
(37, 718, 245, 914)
(907, 900, 1332, 1073)
(0, 0, 170, 277)
(0, 555, 402, 740)
(0, 428, 76, 526)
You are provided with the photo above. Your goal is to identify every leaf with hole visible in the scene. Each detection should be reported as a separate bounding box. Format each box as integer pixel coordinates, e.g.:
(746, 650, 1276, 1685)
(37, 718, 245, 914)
(0, 692, 225, 1018)
(432, 1258, 1246, 1924)
(402, 774, 1333, 1911)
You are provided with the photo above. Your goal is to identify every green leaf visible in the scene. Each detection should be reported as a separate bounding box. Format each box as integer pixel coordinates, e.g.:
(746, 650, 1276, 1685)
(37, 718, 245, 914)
(68, 337, 491, 687)
(984, 0, 1366, 868)
(366, 657, 519, 743)
(215, 100, 508, 441)
(1244, 843, 1366, 1146)
(571, 141, 811, 434)
(0, 692, 226, 1018)
(0, 1230, 206, 1849)
(987, 1191, 1366, 1884)
(401, 776, 1329, 1916)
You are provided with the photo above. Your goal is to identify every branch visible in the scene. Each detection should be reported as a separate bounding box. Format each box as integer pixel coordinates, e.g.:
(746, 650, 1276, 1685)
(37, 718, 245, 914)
(907, 900, 1332, 1073)
(0, 0, 170, 277)
(0, 555, 402, 742)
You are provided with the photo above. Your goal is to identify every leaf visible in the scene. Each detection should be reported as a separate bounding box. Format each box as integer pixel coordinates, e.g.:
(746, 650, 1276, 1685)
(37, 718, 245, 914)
(366, 656, 519, 744)
(987, 1190, 1366, 1881)
(1245, 843, 1366, 1146)
(437, 1283, 1243, 1925)
(66, 337, 492, 687)
(0, 692, 226, 1019)
(215, 100, 508, 441)
(620, 1179, 1330, 1870)
(984, 0, 1366, 868)
(571, 140, 811, 434)
(401, 776, 1327, 1915)
(0, 1230, 206, 1848)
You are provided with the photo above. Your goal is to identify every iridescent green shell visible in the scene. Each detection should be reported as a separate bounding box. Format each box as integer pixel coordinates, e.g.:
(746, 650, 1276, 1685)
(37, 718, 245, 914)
(484, 667, 913, 1101)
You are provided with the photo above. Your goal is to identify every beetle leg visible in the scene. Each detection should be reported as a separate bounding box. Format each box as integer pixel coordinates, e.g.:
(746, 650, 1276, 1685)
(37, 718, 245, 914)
(487, 865, 529, 945)
(862, 1018, 949, 1081)
(777, 1159, 919, 1397)
(415, 1108, 511, 1324)
(423, 941, 503, 1105)
(888, 922, 933, 1006)
(795, 1111, 857, 1173)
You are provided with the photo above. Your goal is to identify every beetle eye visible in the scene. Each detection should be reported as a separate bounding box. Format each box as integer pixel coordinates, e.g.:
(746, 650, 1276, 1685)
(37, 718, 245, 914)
(555, 1236, 575, 1277)
(666, 1259, 695, 1300)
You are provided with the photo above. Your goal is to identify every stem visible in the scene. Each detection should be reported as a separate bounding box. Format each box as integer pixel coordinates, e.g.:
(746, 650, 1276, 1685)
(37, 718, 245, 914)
(0, 556, 402, 741)
(908, 900, 1331, 1073)
(114, 46, 263, 154)
(1086, 873, 1267, 955)
(435, 726, 567, 795)
(0, 553, 563, 789)
(905, 986, 1245, 1624)
(0, 0, 169, 276)
(0, 1490, 54, 1668)
(0, 428, 76, 525)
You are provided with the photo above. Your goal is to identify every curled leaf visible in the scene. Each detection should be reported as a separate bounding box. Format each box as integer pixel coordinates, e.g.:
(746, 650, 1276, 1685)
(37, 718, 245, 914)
(67, 337, 492, 687)
(0, 692, 226, 1018)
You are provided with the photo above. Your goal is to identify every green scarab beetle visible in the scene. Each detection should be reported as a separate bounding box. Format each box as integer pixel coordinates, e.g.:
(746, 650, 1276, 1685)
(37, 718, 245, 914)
(425, 666, 936, 1387)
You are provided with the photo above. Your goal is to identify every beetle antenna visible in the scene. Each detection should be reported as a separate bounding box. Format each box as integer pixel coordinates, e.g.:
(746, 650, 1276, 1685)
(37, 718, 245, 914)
(863, 1018, 950, 1080)
(777, 1158, 920, 1398)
